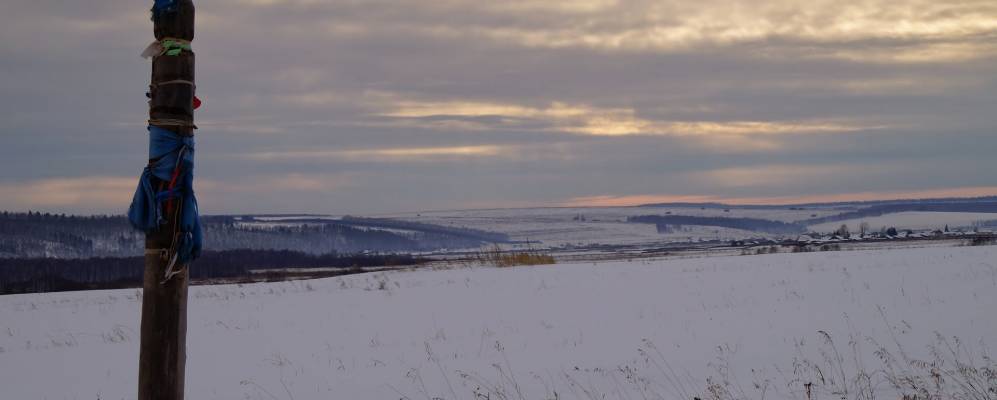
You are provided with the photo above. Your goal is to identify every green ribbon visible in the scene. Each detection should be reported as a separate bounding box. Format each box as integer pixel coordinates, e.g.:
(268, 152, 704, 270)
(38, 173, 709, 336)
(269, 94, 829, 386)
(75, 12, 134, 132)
(161, 39, 191, 56)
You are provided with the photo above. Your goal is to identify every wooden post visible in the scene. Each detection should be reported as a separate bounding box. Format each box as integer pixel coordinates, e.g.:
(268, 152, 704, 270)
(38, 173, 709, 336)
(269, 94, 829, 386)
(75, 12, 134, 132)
(139, 1, 195, 399)
(138, 240, 188, 400)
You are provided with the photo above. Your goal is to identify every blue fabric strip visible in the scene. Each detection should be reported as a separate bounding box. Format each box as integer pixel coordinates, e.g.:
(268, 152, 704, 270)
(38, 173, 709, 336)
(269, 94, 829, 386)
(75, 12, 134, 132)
(128, 125, 202, 265)
(152, 0, 177, 17)
(152, 0, 175, 10)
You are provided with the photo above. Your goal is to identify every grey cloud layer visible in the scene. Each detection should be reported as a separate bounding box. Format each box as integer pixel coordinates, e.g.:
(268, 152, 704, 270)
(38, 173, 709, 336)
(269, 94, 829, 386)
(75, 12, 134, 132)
(0, 0, 995, 213)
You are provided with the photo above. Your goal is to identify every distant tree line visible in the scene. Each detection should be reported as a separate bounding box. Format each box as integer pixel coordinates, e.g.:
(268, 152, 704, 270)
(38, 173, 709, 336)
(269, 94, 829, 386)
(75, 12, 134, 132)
(0, 212, 503, 259)
(972, 219, 997, 229)
(0, 249, 428, 294)
(338, 216, 511, 243)
(628, 215, 806, 235)
(205, 218, 424, 254)
(0, 211, 141, 259)
(637, 196, 997, 211)
(799, 202, 997, 225)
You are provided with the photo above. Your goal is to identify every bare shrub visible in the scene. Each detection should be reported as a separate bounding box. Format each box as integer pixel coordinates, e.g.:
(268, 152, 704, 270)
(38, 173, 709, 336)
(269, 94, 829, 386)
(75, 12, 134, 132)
(477, 244, 555, 267)
(969, 236, 996, 246)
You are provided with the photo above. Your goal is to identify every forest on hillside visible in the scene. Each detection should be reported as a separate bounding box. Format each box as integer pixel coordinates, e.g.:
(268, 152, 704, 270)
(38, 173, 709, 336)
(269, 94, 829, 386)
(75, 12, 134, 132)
(799, 201, 997, 225)
(627, 215, 806, 235)
(0, 212, 505, 259)
(0, 249, 428, 294)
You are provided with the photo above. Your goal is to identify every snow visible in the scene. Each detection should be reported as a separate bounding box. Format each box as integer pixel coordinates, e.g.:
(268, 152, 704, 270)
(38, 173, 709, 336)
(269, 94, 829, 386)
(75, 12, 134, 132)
(1, 246, 995, 399)
(809, 211, 997, 233)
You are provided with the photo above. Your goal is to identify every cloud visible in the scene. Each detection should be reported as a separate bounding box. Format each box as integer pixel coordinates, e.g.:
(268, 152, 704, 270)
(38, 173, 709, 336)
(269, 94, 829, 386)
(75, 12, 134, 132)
(0, 173, 353, 214)
(562, 194, 731, 207)
(684, 164, 873, 188)
(241, 145, 510, 162)
(207, 0, 997, 63)
(1, 0, 995, 214)
(379, 98, 876, 138)
(0, 177, 136, 213)
(198, 173, 352, 194)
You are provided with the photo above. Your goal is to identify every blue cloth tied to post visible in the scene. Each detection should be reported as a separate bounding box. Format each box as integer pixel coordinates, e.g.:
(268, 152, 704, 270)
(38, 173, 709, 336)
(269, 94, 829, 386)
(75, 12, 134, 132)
(128, 126, 202, 265)
(152, 0, 177, 17)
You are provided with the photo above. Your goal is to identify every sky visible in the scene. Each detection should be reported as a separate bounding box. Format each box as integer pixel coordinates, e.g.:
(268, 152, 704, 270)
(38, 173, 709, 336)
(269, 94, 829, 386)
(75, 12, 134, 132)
(1, 0, 996, 215)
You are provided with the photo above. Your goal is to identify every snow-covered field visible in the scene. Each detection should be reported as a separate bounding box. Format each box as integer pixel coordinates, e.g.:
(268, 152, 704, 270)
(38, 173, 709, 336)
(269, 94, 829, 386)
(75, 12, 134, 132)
(2, 246, 995, 399)
(809, 211, 997, 233)
(381, 206, 838, 247)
